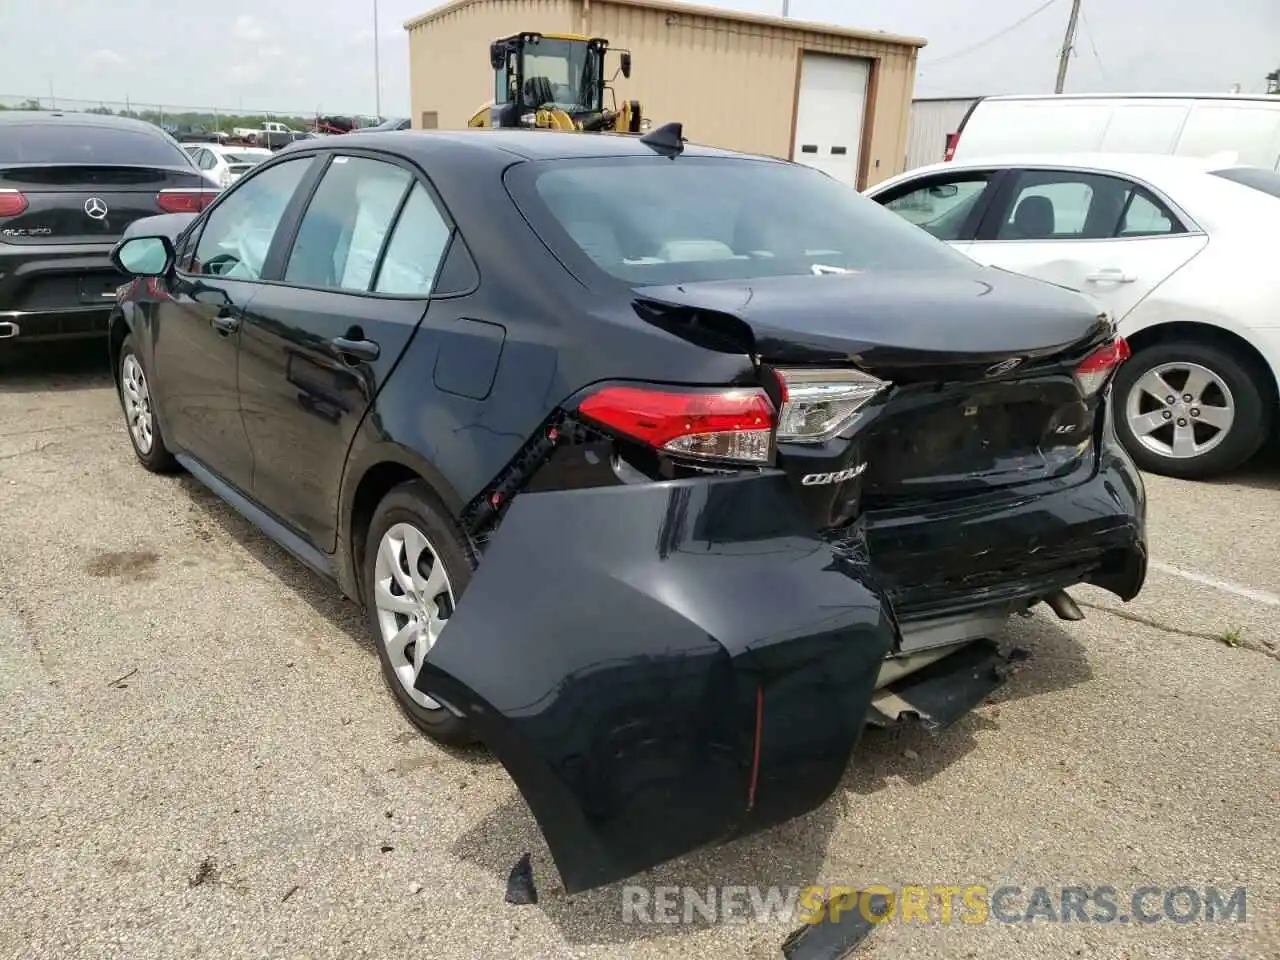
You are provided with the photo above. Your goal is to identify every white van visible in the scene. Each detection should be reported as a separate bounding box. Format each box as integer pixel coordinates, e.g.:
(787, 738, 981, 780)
(947, 94, 1280, 170)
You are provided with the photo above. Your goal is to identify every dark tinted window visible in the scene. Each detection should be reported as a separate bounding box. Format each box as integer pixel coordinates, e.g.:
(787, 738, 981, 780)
(1210, 166, 1280, 199)
(510, 156, 974, 285)
(0, 122, 192, 166)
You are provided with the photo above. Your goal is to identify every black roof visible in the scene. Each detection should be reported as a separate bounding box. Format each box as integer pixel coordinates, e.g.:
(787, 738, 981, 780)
(0, 110, 173, 137)
(289, 128, 770, 164)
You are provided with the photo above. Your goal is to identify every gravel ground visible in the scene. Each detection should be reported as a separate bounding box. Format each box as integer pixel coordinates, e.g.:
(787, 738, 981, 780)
(1, 343, 1277, 960)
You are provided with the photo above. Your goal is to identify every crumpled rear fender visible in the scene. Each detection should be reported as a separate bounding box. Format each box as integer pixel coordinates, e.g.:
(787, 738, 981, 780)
(417, 473, 896, 894)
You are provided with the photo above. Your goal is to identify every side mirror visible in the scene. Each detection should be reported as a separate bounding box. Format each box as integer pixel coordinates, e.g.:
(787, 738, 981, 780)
(620, 52, 632, 78)
(112, 235, 174, 278)
(490, 42, 506, 70)
(928, 183, 959, 199)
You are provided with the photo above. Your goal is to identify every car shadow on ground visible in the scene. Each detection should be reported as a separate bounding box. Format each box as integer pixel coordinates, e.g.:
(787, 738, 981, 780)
(846, 614, 1089, 796)
(1202, 442, 1280, 492)
(0, 341, 113, 392)
(451, 788, 844, 946)
(448, 615, 1090, 946)
(182, 466, 1095, 948)
(176, 474, 373, 654)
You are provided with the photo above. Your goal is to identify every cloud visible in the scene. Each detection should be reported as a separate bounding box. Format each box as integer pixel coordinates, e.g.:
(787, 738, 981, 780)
(233, 14, 266, 43)
(85, 48, 126, 69)
(227, 61, 267, 85)
(351, 26, 406, 43)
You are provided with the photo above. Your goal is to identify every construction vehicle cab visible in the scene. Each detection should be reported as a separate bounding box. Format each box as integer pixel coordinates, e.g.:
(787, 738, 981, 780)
(468, 32, 644, 134)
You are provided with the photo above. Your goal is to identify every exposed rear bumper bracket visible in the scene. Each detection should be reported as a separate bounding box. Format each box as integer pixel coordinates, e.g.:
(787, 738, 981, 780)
(866, 639, 1007, 730)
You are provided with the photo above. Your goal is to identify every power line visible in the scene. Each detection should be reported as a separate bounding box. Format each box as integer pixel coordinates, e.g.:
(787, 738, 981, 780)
(1078, 7, 1107, 81)
(920, 0, 1062, 68)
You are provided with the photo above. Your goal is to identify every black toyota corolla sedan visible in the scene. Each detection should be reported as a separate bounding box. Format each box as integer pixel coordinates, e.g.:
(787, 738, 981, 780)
(106, 126, 1147, 895)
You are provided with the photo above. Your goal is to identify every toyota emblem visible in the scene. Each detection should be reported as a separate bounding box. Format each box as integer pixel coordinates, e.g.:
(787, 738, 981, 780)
(984, 357, 1023, 378)
(84, 197, 109, 220)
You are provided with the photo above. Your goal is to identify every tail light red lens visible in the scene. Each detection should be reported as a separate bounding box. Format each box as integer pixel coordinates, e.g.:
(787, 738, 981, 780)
(156, 189, 217, 214)
(944, 132, 959, 161)
(1074, 336, 1132, 396)
(578, 384, 776, 464)
(0, 189, 28, 217)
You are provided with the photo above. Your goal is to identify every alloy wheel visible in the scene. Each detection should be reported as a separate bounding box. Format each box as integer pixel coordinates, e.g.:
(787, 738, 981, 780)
(121, 354, 155, 455)
(1123, 361, 1235, 461)
(372, 522, 455, 710)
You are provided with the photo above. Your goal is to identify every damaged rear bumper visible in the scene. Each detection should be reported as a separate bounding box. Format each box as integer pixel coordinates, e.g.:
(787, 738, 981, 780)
(416, 451, 1145, 894)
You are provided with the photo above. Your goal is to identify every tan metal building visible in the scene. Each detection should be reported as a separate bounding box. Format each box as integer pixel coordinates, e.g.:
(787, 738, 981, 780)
(404, 0, 926, 188)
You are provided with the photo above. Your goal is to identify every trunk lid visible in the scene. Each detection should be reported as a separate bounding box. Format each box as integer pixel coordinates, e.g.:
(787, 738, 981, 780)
(633, 270, 1112, 512)
(0, 164, 209, 245)
(633, 270, 1110, 379)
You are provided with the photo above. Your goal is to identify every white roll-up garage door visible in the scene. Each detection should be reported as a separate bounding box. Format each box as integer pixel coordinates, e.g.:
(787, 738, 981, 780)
(790, 53, 871, 187)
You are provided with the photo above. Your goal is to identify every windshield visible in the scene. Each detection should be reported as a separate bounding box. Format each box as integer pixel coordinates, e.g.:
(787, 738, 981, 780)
(510, 157, 975, 286)
(498, 38, 603, 113)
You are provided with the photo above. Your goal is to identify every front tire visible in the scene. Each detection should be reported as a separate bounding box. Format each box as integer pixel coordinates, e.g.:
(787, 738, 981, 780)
(117, 335, 178, 474)
(363, 480, 477, 746)
(1113, 339, 1270, 480)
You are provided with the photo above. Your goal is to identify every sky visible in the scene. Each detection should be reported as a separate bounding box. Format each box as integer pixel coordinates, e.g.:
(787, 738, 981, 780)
(0, 0, 1276, 117)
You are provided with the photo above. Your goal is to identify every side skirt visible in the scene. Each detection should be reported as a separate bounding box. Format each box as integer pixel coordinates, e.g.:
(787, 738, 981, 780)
(175, 453, 335, 581)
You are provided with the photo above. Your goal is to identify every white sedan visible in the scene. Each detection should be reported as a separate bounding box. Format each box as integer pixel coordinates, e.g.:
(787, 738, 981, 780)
(182, 143, 273, 190)
(866, 153, 1280, 480)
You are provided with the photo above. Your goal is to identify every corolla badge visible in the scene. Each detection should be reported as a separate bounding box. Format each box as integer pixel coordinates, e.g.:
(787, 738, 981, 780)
(984, 357, 1023, 378)
(83, 197, 109, 220)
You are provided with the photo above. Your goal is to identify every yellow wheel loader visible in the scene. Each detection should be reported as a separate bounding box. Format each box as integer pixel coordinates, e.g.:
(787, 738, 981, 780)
(466, 32, 645, 134)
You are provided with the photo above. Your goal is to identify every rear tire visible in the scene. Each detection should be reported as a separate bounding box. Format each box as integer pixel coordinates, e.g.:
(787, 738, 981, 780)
(1113, 339, 1270, 480)
(363, 480, 478, 746)
(117, 335, 178, 474)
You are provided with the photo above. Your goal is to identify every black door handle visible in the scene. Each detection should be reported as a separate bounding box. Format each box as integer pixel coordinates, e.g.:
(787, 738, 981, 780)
(211, 312, 239, 335)
(331, 336, 380, 362)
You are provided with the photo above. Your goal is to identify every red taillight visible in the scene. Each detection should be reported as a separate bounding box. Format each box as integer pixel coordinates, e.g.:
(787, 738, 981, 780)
(0, 189, 28, 217)
(1075, 336, 1132, 396)
(944, 132, 959, 161)
(577, 384, 776, 464)
(156, 189, 217, 214)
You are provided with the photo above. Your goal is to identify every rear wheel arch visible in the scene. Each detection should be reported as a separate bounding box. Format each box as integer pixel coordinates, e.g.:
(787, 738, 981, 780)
(342, 452, 468, 606)
(1114, 321, 1276, 477)
(1124, 321, 1278, 405)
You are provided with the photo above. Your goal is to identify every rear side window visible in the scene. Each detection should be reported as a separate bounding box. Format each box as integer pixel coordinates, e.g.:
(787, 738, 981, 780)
(0, 123, 192, 167)
(374, 184, 452, 296)
(1210, 167, 1280, 199)
(993, 170, 1184, 241)
(510, 156, 973, 285)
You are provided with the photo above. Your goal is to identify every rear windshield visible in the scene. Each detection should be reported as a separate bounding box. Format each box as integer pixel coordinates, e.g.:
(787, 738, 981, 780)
(507, 156, 974, 286)
(1210, 166, 1280, 199)
(0, 123, 191, 167)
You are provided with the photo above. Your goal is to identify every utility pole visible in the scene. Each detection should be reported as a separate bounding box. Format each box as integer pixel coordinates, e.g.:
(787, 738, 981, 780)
(1054, 0, 1082, 94)
(782, 1, 790, 16)
(373, 0, 383, 119)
